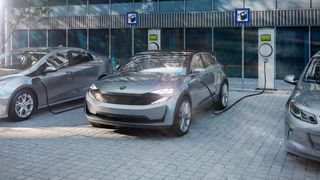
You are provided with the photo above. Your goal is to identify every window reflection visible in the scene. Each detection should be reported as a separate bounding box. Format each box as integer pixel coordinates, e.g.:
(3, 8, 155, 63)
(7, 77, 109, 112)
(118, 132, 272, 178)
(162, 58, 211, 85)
(48, 0, 67, 16)
(89, 0, 109, 15)
(215, 0, 242, 11)
(245, 0, 275, 10)
(111, 29, 132, 67)
(134, 0, 156, 14)
(186, 0, 212, 12)
(30, 30, 46, 47)
(161, 29, 184, 51)
(68, 0, 87, 16)
(159, 0, 184, 13)
(12, 30, 28, 50)
(49, 30, 66, 47)
(311, 28, 320, 56)
(277, 0, 310, 9)
(68, 29, 87, 49)
(186, 28, 212, 50)
(89, 29, 109, 56)
(111, 0, 133, 15)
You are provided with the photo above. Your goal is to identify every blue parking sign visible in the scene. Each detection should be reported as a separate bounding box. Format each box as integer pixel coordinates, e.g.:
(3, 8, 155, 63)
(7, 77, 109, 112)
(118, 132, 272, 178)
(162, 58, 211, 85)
(235, 8, 250, 24)
(127, 12, 138, 25)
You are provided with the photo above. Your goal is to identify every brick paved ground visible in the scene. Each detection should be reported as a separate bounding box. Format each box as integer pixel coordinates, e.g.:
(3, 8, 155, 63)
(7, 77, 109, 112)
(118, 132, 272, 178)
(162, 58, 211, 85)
(0, 91, 320, 180)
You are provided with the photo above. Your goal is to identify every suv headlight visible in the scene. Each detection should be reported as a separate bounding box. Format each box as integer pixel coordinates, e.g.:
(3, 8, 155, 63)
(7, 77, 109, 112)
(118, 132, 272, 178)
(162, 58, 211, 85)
(289, 101, 318, 124)
(151, 88, 174, 104)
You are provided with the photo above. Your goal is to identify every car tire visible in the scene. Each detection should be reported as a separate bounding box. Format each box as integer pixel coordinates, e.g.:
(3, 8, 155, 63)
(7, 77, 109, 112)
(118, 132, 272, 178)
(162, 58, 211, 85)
(9, 89, 36, 121)
(171, 96, 192, 136)
(214, 81, 229, 110)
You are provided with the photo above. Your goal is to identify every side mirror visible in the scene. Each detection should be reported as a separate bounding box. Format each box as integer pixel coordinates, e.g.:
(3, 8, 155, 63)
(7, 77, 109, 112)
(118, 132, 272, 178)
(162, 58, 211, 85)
(284, 75, 298, 85)
(43, 66, 57, 74)
(191, 68, 205, 75)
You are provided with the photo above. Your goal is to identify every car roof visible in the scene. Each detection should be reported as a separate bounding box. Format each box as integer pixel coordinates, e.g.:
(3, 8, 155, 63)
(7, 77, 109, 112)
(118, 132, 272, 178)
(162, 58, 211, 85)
(135, 50, 215, 57)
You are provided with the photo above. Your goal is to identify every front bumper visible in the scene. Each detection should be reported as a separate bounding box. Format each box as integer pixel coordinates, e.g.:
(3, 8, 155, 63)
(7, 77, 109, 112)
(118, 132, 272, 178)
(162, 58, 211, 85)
(285, 111, 320, 161)
(85, 92, 175, 128)
(0, 96, 10, 119)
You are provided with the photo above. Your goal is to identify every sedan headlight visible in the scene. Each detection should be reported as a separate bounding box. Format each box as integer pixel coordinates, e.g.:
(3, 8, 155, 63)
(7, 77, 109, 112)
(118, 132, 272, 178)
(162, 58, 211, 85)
(88, 84, 104, 102)
(289, 101, 318, 124)
(151, 88, 174, 104)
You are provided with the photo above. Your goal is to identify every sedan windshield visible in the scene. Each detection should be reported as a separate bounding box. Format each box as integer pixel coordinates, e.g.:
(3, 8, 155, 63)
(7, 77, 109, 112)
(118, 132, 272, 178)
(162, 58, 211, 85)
(120, 53, 189, 75)
(0, 51, 48, 70)
(304, 57, 320, 83)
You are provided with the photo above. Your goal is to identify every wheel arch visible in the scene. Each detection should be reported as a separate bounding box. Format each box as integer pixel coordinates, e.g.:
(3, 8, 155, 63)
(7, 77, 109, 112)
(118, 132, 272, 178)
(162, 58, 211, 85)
(8, 85, 39, 111)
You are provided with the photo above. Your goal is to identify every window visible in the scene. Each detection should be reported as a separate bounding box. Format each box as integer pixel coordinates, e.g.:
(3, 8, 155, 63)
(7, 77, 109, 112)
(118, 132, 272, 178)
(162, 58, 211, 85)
(71, 51, 93, 65)
(134, 0, 157, 14)
(111, 29, 132, 67)
(68, 29, 87, 49)
(161, 29, 184, 51)
(68, 0, 87, 16)
(48, 0, 67, 16)
(311, 27, 320, 56)
(244, 28, 258, 78)
(276, 27, 309, 79)
(159, 0, 184, 13)
(29, 30, 46, 47)
(186, 0, 212, 12)
(190, 54, 205, 73)
(12, 0, 28, 8)
(49, 30, 66, 47)
(111, 0, 133, 15)
(12, 30, 28, 50)
(245, 0, 275, 10)
(313, 0, 320, 8)
(134, 29, 148, 54)
(46, 51, 69, 69)
(89, 0, 109, 15)
(89, 29, 109, 56)
(201, 54, 215, 68)
(186, 28, 212, 51)
(215, 0, 242, 11)
(277, 0, 310, 9)
(214, 28, 242, 77)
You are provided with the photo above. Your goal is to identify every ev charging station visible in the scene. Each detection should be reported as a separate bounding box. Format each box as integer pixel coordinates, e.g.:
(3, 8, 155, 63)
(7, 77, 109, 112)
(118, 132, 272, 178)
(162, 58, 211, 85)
(258, 28, 275, 90)
(148, 29, 161, 50)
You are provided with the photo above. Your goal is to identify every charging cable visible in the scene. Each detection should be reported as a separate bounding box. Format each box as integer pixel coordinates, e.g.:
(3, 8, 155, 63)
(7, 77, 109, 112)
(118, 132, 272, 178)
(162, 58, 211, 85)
(33, 77, 83, 114)
(199, 60, 267, 114)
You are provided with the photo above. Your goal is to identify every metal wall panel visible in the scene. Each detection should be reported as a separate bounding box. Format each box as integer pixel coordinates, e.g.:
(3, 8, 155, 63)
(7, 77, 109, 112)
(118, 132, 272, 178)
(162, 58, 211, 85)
(17, 9, 320, 30)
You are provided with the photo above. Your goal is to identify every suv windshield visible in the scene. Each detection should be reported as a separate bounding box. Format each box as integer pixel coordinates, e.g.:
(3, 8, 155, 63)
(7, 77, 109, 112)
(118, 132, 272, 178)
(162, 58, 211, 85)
(0, 51, 48, 70)
(304, 57, 320, 83)
(120, 53, 189, 75)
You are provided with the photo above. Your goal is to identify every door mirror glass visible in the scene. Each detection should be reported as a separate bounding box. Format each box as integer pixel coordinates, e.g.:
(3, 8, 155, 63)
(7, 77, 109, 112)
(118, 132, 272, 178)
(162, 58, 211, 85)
(284, 75, 298, 85)
(44, 66, 57, 74)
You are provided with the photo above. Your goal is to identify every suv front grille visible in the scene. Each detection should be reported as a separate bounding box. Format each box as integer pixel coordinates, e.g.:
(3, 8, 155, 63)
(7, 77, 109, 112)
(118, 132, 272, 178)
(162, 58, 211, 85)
(92, 91, 162, 105)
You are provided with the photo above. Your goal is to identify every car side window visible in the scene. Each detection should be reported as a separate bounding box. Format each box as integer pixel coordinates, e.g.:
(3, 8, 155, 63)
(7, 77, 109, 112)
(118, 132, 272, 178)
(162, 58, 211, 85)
(71, 51, 93, 65)
(190, 54, 205, 74)
(201, 54, 216, 69)
(45, 51, 69, 70)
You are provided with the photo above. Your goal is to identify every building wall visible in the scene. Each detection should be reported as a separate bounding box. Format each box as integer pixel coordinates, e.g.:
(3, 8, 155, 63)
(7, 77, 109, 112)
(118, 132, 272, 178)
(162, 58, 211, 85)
(9, 0, 320, 79)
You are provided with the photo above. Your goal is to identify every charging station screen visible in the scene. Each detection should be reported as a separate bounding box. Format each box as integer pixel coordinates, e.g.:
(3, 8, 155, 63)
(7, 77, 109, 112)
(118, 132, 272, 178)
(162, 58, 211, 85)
(261, 34, 271, 42)
(149, 34, 158, 41)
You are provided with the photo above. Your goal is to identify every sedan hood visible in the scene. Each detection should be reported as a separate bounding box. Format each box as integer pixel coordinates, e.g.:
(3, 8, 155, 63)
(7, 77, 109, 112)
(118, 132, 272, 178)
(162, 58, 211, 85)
(292, 82, 320, 114)
(95, 72, 185, 94)
(0, 69, 24, 81)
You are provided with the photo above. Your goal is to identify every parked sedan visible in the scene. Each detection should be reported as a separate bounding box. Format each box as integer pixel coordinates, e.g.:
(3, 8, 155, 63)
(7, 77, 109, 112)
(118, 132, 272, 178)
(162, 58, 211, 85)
(284, 52, 320, 161)
(0, 47, 110, 120)
(85, 51, 229, 136)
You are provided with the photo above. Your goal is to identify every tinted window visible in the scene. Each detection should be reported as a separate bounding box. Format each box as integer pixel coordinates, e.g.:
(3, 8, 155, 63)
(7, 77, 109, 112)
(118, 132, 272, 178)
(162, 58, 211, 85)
(46, 52, 69, 69)
(304, 58, 320, 82)
(190, 54, 205, 73)
(71, 52, 93, 65)
(201, 54, 215, 68)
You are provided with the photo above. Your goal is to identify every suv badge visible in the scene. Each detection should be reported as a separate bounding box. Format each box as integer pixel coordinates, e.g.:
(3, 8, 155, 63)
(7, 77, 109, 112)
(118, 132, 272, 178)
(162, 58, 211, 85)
(120, 86, 126, 90)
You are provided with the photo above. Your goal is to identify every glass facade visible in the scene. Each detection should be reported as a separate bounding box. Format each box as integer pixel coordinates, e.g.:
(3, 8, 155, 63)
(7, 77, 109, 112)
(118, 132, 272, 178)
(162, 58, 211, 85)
(48, 30, 66, 47)
(111, 29, 132, 67)
(313, 0, 320, 8)
(186, 0, 212, 12)
(161, 28, 184, 51)
(68, 0, 87, 16)
(29, 30, 46, 47)
(134, 29, 148, 54)
(68, 29, 87, 49)
(89, 29, 109, 56)
(89, 0, 109, 15)
(186, 28, 212, 50)
(277, 0, 310, 9)
(276, 27, 309, 79)
(214, 28, 242, 77)
(134, 0, 157, 14)
(111, 0, 133, 15)
(245, 0, 275, 10)
(12, 30, 28, 50)
(215, 0, 242, 11)
(311, 28, 320, 57)
(244, 28, 258, 78)
(159, 0, 184, 13)
(48, 0, 67, 16)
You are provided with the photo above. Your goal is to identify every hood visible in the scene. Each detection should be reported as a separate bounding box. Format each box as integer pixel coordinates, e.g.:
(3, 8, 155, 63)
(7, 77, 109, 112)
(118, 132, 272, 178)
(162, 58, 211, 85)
(0, 69, 24, 81)
(292, 82, 320, 114)
(95, 72, 185, 94)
